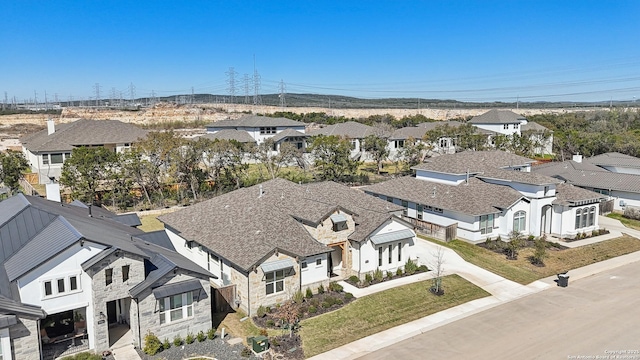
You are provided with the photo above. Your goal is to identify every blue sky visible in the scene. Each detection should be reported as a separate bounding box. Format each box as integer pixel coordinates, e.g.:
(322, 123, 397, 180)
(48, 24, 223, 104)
(2, 1, 640, 103)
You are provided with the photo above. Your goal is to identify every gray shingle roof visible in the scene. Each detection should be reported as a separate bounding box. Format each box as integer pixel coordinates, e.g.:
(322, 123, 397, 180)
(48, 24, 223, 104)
(111, 213, 142, 227)
(363, 176, 524, 216)
(553, 183, 607, 205)
(21, 119, 148, 152)
(468, 109, 527, 124)
(389, 127, 429, 141)
(477, 168, 562, 186)
(270, 128, 308, 143)
(307, 121, 378, 139)
(585, 152, 640, 169)
(412, 150, 534, 175)
(159, 179, 403, 271)
(199, 129, 257, 144)
(207, 115, 305, 128)
(521, 121, 551, 132)
(416, 120, 463, 130)
(532, 160, 640, 193)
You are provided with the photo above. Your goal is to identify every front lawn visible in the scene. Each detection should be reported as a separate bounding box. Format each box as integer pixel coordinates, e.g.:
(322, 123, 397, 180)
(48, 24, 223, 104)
(607, 212, 640, 231)
(300, 275, 489, 357)
(426, 235, 640, 285)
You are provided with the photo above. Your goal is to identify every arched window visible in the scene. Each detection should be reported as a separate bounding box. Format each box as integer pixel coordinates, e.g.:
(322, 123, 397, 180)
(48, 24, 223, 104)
(582, 207, 588, 228)
(575, 209, 582, 229)
(588, 206, 596, 227)
(513, 211, 526, 232)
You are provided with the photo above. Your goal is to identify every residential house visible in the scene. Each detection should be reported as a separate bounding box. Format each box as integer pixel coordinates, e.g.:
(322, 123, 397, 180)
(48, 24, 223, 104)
(307, 121, 379, 160)
(388, 121, 464, 159)
(468, 109, 553, 155)
(533, 153, 640, 211)
(159, 178, 418, 316)
(21, 119, 149, 184)
(205, 115, 307, 151)
(364, 150, 605, 242)
(0, 194, 213, 359)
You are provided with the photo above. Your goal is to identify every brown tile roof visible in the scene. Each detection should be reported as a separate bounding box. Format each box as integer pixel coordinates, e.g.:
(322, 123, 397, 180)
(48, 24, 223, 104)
(363, 176, 524, 216)
(468, 109, 527, 124)
(199, 129, 256, 143)
(307, 121, 378, 139)
(159, 179, 401, 271)
(206, 115, 305, 128)
(412, 150, 534, 175)
(21, 119, 148, 152)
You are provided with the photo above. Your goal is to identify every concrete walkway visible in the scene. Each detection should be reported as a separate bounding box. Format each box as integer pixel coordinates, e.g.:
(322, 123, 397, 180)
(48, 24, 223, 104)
(310, 216, 640, 360)
(110, 327, 141, 360)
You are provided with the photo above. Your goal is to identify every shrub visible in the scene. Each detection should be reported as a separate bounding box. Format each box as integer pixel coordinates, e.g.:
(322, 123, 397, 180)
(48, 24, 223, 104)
(308, 305, 317, 313)
(496, 235, 502, 242)
(348, 275, 360, 283)
(266, 319, 275, 327)
(365, 273, 373, 284)
(373, 268, 383, 282)
(386, 271, 393, 279)
(317, 284, 325, 294)
(396, 268, 403, 276)
(293, 290, 304, 304)
(305, 287, 314, 298)
(344, 292, 354, 300)
(257, 305, 267, 318)
(61, 353, 103, 360)
(266, 306, 271, 313)
(173, 335, 183, 347)
(418, 265, 429, 272)
(404, 259, 418, 275)
(321, 301, 331, 308)
(271, 337, 280, 347)
(143, 331, 162, 355)
(241, 347, 252, 357)
(328, 281, 343, 292)
(197, 330, 206, 342)
(259, 328, 269, 336)
(624, 205, 640, 220)
(506, 231, 524, 260)
(335, 298, 344, 305)
(324, 296, 337, 306)
(185, 332, 195, 344)
(162, 338, 171, 350)
(207, 328, 216, 340)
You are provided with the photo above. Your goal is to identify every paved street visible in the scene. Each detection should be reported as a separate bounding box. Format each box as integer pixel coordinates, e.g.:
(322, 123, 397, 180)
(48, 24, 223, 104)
(359, 259, 640, 360)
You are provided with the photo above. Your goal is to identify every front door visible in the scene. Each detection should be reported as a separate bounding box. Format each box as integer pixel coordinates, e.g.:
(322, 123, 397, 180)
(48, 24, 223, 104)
(541, 205, 552, 234)
(106, 300, 117, 324)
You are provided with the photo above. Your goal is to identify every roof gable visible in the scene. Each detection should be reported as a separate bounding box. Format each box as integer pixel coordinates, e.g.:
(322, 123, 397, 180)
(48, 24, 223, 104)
(469, 109, 527, 124)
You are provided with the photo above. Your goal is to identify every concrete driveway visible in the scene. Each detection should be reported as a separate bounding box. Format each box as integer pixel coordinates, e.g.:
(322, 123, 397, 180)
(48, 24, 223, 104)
(358, 259, 640, 360)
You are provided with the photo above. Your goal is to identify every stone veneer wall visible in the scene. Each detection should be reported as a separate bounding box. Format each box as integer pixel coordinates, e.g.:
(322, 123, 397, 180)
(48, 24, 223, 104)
(229, 266, 249, 315)
(87, 252, 146, 351)
(9, 317, 40, 360)
(133, 271, 211, 347)
(303, 211, 355, 271)
(247, 253, 300, 316)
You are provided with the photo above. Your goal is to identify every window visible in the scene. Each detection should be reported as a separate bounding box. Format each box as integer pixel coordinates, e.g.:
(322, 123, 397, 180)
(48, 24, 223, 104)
(44, 281, 53, 296)
(159, 292, 194, 325)
(588, 207, 596, 227)
(378, 247, 383, 267)
(513, 124, 519, 129)
(70, 276, 78, 291)
(398, 242, 402, 262)
(301, 262, 308, 269)
(57, 279, 65, 293)
(105, 268, 113, 286)
(395, 140, 405, 148)
(402, 200, 408, 216)
(503, 124, 509, 130)
(575, 209, 582, 229)
(50, 153, 64, 164)
(316, 258, 322, 266)
(388, 244, 393, 264)
(333, 220, 348, 232)
(582, 207, 588, 228)
(265, 270, 285, 295)
(513, 211, 526, 232)
(417, 205, 423, 220)
(259, 127, 276, 135)
(122, 265, 130, 282)
(439, 138, 448, 148)
(386, 196, 393, 203)
(480, 214, 494, 234)
(42, 154, 49, 165)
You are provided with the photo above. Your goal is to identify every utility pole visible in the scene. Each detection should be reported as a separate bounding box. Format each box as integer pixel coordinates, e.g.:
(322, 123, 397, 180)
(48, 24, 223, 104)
(129, 83, 136, 105)
(226, 67, 237, 104)
(279, 79, 286, 110)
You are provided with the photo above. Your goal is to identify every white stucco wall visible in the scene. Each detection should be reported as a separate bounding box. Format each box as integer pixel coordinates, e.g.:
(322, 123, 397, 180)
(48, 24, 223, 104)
(357, 219, 416, 275)
(300, 254, 329, 286)
(472, 123, 521, 136)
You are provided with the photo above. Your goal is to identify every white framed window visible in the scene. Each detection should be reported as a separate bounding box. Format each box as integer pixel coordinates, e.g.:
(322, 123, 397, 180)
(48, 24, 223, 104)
(388, 244, 393, 264)
(44, 281, 53, 296)
(315, 258, 322, 266)
(159, 292, 194, 325)
(301, 262, 308, 270)
(259, 127, 276, 135)
(588, 206, 596, 227)
(398, 242, 402, 262)
(575, 209, 582, 229)
(513, 124, 519, 129)
(503, 124, 509, 130)
(333, 220, 348, 232)
(42, 154, 49, 165)
(582, 208, 588, 228)
(480, 214, 494, 235)
(42, 274, 81, 299)
(57, 278, 65, 293)
(513, 211, 526, 232)
(378, 247, 383, 267)
(70, 276, 78, 291)
(265, 270, 285, 295)
(105, 268, 113, 285)
(417, 205, 423, 220)
(50, 153, 64, 164)
(122, 265, 130, 282)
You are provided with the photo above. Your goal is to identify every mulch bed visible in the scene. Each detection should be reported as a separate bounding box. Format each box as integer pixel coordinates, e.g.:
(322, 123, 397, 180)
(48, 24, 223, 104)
(267, 334, 304, 360)
(563, 230, 610, 242)
(344, 266, 429, 288)
(478, 238, 567, 255)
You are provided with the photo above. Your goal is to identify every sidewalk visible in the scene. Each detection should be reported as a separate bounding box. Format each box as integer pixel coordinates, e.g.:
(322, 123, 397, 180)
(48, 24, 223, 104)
(310, 220, 640, 360)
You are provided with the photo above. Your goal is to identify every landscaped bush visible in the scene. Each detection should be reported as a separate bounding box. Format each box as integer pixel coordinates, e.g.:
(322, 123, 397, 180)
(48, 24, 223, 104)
(308, 305, 317, 313)
(317, 284, 325, 294)
(143, 331, 162, 355)
(241, 347, 252, 357)
(321, 301, 331, 309)
(173, 334, 183, 346)
(266, 319, 275, 327)
(257, 305, 267, 317)
(207, 328, 216, 340)
(531, 236, 548, 266)
(348, 275, 360, 283)
(197, 330, 206, 342)
(162, 338, 171, 350)
(344, 292, 354, 300)
(328, 281, 343, 292)
(624, 206, 640, 220)
(373, 268, 383, 282)
(305, 287, 314, 298)
(418, 265, 429, 272)
(293, 290, 304, 304)
(365, 273, 373, 284)
(185, 332, 195, 344)
(396, 268, 403, 276)
(386, 271, 393, 279)
(404, 259, 418, 275)
(61, 352, 103, 360)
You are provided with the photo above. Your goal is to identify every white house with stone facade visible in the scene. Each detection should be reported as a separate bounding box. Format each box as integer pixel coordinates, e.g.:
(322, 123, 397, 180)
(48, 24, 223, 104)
(0, 194, 213, 360)
(364, 150, 606, 242)
(159, 178, 419, 316)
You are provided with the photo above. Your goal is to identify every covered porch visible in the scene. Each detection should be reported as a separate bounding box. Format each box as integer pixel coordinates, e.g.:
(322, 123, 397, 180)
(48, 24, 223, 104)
(41, 308, 88, 360)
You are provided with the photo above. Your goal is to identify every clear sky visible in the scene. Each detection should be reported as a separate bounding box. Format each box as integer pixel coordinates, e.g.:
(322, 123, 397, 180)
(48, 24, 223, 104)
(2, 1, 640, 103)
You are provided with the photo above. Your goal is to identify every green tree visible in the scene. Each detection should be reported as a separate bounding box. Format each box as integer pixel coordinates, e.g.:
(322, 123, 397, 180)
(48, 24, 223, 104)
(203, 139, 249, 193)
(0, 150, 29, 195)
(308, 135, 359, 182)
(60, 147, 118, 204)
(133, 131, 183, 205)
(397, 138, 429, 173)
(362, 134, 389, 174)
(251, 139, 302, 180)
(170, 137, 207, 202)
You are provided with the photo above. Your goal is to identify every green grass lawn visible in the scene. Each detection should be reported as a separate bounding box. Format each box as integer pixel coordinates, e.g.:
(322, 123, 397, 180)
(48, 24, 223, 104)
(300, 275, 489, 357)
(138, 214, 166, 232)
(423, 235, 640, 285)
(607, 212, 640, 231)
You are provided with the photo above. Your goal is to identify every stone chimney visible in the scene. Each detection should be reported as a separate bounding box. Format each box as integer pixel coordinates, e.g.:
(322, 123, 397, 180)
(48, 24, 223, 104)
(572, 154, 583, 163)
(47, 119, 55, 135)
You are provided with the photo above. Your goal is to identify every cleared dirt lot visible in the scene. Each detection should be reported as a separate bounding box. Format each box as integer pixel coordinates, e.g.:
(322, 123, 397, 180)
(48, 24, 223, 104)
(360, 259, 640, 360)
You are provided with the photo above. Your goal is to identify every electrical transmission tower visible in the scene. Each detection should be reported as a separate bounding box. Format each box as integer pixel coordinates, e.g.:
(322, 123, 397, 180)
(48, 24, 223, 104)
(3, 92, 7, 110)
(279, 79, 286, 109)
(129, 83, 136, 105)
(243, 74, 251, 104)
(110, 87, 117, 107)
(93, 83, 101, 106)
(226, 67, 238, 104)
(253, 69, 262, 106)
